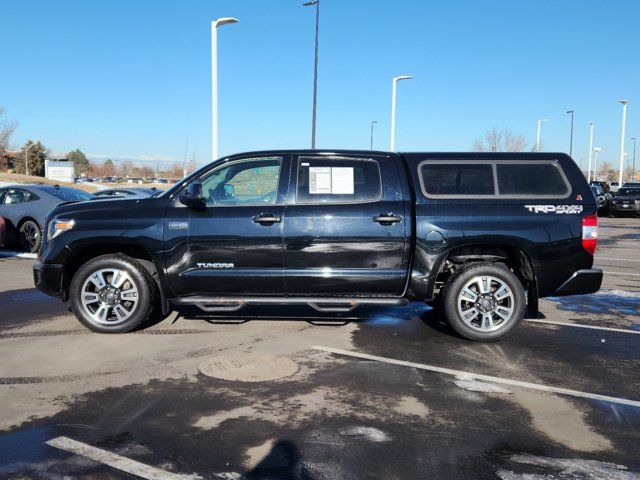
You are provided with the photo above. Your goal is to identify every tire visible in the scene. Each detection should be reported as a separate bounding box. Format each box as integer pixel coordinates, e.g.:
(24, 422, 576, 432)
(19, 219, 41, 253)
(69, 254, 156, 333)
(441, 262, 526, 341)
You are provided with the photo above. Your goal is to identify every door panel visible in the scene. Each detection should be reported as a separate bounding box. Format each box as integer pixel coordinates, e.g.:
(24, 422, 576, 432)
(164, 155, 289, 297)
(283, 155, 409, 296)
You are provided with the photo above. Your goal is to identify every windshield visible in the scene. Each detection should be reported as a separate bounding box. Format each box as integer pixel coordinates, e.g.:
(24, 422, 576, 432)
(45, 187, 93, 201)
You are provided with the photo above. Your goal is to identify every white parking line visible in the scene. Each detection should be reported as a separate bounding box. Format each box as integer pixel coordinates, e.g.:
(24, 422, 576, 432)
(597, 257, 640, 262)
(45, 436, 201, 480)
(604, 271, 640, 276)
(313, 346, 640, 408)
(526, 319, 640, 335)
(0, 251, 37, 259)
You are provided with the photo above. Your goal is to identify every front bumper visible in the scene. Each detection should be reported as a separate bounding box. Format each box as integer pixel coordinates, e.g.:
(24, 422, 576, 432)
(33, 261, 64, 297)
(611, 203, 640, 214)
(554, 269, 603, 296)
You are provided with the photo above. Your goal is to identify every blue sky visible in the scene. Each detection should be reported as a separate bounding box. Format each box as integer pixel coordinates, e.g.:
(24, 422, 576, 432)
(2, 0, 639, 171)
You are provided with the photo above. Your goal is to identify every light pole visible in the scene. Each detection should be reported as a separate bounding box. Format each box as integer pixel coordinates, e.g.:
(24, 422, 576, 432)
(593, 147, 601, 180)
(390, 75, 413, 151)
(587, 122, 595, 182)
(566, 110, 574, 157)
(211, 17, 238, 162)
(535, 119, 549, 152)
(24, 143, 35, 176)
(370, 121, 378, 150)
(303, 0, 320, 149)
(631, 137, 637, 181)
(618, 100, 628, 186)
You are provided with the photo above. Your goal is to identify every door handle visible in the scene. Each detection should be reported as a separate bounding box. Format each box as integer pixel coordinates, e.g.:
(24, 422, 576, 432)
(252, 213, 281, 224)
(374, 213, 402, 224)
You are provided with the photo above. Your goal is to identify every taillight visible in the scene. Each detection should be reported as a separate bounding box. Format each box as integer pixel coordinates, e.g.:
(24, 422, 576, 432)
(582, 213, 598, 255)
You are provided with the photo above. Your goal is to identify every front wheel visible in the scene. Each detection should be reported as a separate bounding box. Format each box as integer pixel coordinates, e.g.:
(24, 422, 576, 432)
(69, 254, 156, 333)
(19, 220, 41, 253)
(441, 262, 526, 341)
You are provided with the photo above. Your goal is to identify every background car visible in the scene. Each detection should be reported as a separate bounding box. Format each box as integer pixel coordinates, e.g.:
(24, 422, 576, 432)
(92, 187, 159, 199)
(0, 185, 94, 253)
(610, 181, 620, 193)
(591, 185, 608, 215)
(623, 181, 640, 188)
(590, 180, 610, 193)
(611, 186, 640, 217)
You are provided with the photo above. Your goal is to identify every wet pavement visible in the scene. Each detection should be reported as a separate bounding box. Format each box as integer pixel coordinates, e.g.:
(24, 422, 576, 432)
(0, 216, 638, 479)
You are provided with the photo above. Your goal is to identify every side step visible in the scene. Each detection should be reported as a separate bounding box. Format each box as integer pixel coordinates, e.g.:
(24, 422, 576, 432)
(171, 296, 408, 313)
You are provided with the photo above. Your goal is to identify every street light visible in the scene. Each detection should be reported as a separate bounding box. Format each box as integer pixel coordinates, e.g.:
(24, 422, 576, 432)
(535, 119, 549, 152)
(618, 100, 628, 187)
(24, 143, 35, 176)
(593, 147, 601, 180)
(631, 137, 637, 181)
(303, 0, 320, 149)
(211, 17, 238, 162)
(390, 75, 413, 151)
(587, 122, 595, 182)
(370, 121, 378, 150)
(566, 110, 574, 157)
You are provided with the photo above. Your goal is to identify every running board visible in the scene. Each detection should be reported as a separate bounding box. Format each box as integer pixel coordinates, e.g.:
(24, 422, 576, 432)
(171, 296, 408, 313)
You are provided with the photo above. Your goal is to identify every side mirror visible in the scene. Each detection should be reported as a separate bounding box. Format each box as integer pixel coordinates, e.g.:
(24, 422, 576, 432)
(223, 183, 235, 199)
(179, 182, 205, 208)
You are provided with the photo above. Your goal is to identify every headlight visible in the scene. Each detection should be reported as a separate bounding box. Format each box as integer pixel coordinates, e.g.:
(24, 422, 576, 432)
(635, 200, 640, 205)
(48, 219, 75, 239)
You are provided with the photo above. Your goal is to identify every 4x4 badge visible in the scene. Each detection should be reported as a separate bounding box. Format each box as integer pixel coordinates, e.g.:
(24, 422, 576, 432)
(525, 205, 584, 214)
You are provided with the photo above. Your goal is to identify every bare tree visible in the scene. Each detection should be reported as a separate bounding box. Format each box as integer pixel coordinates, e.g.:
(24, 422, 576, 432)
(0, 107, 17, 164)
(472, 127, 528, 152)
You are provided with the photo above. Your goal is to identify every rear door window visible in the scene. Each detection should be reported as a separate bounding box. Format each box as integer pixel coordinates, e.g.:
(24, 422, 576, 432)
(296, 157, 382, 204)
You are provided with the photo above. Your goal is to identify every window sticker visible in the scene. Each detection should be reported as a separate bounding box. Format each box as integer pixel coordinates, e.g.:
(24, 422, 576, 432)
(331, 167, 354, 194)
(309, 167, 332, 194)
(308, 166, 355, 195)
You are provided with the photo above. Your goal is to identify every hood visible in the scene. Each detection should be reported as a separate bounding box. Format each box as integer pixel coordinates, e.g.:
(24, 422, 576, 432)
(49, 197, 153, 219)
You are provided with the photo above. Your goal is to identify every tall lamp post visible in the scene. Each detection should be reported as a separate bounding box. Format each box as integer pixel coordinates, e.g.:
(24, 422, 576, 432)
(618, 100, 628, 186)
(211, 17, 238, 162)
(566, 110, 575, 157)
(370, 121, 378, 150)
(24, 143, 35, 176)
(303, 0, 320, 149)
(631, 137, 637, 181)
(390, 75, 413, 151)
(536, 119, 549, 152)
(587, 122, 595, 182)
(593, 147, 601, 181)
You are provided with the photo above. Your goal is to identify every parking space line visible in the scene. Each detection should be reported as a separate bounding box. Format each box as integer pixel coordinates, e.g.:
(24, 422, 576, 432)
(526, 319, 640, 335)
(597, 257, 640, 262)
(45, 436, 200, 480)
(313, 346, 640, 408)
(603, 271, 640, 276)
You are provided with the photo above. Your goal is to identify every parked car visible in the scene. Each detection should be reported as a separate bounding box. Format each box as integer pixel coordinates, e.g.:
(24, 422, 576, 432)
(590, 180, 610, 193)
(611, 187, 640, 217)
(0, 217, 5, 248)
(92, 188, 159, 199)
(622, 182, 640, 188)
(610, 181, 620, 193)
(0, 185, 93, 253)
(35, 151, 602, 341)
(590, 185, 608, 215)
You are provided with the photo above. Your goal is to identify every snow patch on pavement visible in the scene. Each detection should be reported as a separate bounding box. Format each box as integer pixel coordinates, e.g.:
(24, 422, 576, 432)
(454, 379, 514, 394)
(338, 426, 391, 442)
(497, 453, 640, 479)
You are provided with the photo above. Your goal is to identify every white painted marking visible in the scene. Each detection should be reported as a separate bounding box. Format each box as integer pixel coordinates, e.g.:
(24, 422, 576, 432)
(45, 436, 201, 480)
(597, 257, 640, 262)
(603, 271, 640, 276)
(526, 319, 640, 335)
(0, 251, 37, 259)
(313, 346, 640, 408)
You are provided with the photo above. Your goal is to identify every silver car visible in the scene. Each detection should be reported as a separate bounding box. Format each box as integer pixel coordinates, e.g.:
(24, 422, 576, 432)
(0, 184, 93, 252)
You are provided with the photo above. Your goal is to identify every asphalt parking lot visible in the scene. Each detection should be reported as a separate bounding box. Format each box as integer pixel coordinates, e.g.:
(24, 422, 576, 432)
(0, 216, 638, 480)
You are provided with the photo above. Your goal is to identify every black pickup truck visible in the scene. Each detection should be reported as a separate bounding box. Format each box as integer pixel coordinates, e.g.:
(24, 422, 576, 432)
(34, 150, 602, 341)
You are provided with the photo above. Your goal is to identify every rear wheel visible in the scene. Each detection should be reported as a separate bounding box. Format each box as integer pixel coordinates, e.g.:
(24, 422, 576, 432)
(19, 220, 41, 253)
(69, 254, 156, 333)
(441, 262, 525, 341)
